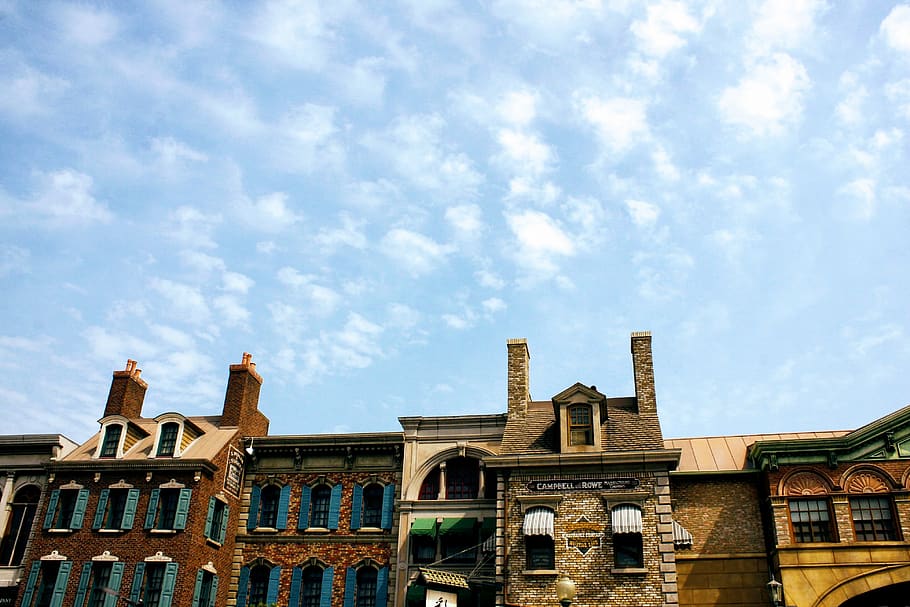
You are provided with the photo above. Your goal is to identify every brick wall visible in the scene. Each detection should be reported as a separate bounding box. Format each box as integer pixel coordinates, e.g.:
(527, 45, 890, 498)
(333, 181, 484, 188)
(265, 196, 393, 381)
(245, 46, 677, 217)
(670, 477, 766, 554)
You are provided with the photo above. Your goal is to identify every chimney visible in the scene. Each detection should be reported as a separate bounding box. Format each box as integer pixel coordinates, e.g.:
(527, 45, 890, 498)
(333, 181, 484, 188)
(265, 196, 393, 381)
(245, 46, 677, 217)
(507, 338, 531, 419)
(104, 359, 148, 419)
(220, 353, 266, 432)
(630, 331, 656, 414)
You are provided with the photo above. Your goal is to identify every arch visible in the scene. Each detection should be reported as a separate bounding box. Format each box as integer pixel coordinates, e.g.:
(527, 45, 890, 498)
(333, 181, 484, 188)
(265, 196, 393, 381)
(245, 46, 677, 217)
(779, 469, 834, 496)
(404, 446, 496, 501)
(901, 466, 910, 489)
(840, 466, 898, 493)
(812, 564, 910, 607)
(297, 556, 329, 570)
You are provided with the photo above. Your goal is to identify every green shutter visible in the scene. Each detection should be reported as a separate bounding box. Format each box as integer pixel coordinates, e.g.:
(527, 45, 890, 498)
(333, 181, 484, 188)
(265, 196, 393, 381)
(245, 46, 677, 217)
(75, 562, 93, 607)
(103, 562, 125, 607)
(343, 567, 355, 607)
(208, 575, 218, 607)
(129, 562, 145, 605)
(236, 566, 249, 607)
(219, 501, 230, 543)
(192, 569, 204, 607)
(297, 486, 311, 530)
(21, 561, 41, 607)
(267, 566, 281, 605)
(276, 484, 291, 530)
(381, 484, 395, 530)
(327, 484, 342, 530)
(49, 560, 72, 607)
(122, 489, 140, 529)
(204, 497, 216, 539)
(319, 567, 333, 607)
(71, 490, 90, 529)
(376, 566, 388, 607)
(350, 484, 363, 530)
(43, 490, 60, 529)
(247, 485, 260, 530)
(288, 567, 302, 607)
(174, 488, 192, 530)
(159, 562, 178, 607)
(144, 489, 160, 529)
(93, 489, 110, 530)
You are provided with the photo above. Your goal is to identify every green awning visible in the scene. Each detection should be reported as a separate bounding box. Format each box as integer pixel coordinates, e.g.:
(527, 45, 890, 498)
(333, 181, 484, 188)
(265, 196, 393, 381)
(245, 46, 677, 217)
(481, 517, 495, 536)
(410, 518, 438, 538)
(439, 517, 476, 536)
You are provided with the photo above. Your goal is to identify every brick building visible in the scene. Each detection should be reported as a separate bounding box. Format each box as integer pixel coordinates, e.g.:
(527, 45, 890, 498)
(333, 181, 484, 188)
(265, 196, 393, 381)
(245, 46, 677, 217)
(17, 354, 269, 607)
(231, 431, 402, 607)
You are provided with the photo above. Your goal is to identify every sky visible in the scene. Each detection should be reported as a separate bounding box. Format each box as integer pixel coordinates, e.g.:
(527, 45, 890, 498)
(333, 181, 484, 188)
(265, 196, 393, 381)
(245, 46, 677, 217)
(1, 0, 908, 445)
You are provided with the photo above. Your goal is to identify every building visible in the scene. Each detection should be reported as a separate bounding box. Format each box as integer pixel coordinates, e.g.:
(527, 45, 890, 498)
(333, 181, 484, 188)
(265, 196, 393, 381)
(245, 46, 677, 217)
(17, 354, 269, 607)
(0, 435, 77, 606)
(232, 431, 402, 607)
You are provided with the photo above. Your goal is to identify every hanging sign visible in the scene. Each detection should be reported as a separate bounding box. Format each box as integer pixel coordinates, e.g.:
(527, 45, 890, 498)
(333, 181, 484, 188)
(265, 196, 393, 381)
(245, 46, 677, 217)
(223, 446, 244, 497)
(426, 590, 458, 607)
(526, 477, 640, 492)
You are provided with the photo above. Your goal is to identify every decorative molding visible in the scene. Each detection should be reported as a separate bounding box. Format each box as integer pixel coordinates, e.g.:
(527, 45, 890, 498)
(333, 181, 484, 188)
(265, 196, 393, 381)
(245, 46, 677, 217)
(40, 550, 67, 561)
(785, 472, 829, 496)
(202, 561, 217, 574)
(846, 472, 890, 494)
(159, 478, 185, 489)
(92, 551, 119, 562)
(145, 551, 173, 562)
(60, 480, 83, 490)
(110, 479, 134, 489)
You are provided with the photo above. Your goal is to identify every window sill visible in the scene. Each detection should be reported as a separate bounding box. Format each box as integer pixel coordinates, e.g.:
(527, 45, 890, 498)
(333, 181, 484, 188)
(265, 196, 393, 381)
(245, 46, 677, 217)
(47, 528, 73, 534)
(98, 528, 125, 534)
(205, 537, 223, 548)
(303, 527, 331, 534)
(612, 567, 647, 574)
(252, 527, 278, 534)
(523, 569, 558, 576)
(150, 529, 177, 535)
(356, 527, 385, 533)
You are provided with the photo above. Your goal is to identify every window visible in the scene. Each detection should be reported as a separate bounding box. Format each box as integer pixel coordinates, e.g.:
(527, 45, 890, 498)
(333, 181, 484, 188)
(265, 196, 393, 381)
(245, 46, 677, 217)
(611, 504, 644, 569)
(343, 566, 387, 607)
(297, 483, 341, 531)
(412, 535, 436, 563)
(418, 469, 439, 500)
(238, 564, 280, 607)
(43, 488, 89, 530)
(439, 517, 477, 563)
(248, 483, 290, 531)
(446, 457, 480, 499)
(192, 570, 218, 607)
(568, 405, 594, 446)
(144, 488, 192, 531)
(526, 535, 555, 569)
(93, 489, 140, 531)
(0, 485, 40, 566)
(99, 425, 123, 458)
(74, 561, 126, 607)
(260, 485, 280, 528)
(87, 563, 112, 607)
(355, 568, 377, 607)
(789, 498, 834, 543)
(362, 484, 383, 527)
(311, 485, 331, 528)
(351, 483, 395, 531)
(21, 559, 72, 607)
(144, 564, 165, 607)
(851, 496, 898, 541)
(128, 562, 178, 607)
(156, 423, 179, 457)
(290, 565, 331, 607)
(204, 497, 229, 544)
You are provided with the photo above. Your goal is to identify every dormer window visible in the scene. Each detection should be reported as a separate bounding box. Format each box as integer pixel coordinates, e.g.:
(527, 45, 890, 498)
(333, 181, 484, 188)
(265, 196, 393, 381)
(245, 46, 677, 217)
(568, 405, 594, 446)
(99, 424, 123, 458)
(156, 423, 179, 457)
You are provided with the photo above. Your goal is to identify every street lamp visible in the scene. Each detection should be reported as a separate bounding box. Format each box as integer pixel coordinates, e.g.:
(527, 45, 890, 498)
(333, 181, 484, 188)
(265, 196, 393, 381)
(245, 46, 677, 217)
(767, 574, 783, 607)
(555, 575, 576, 607)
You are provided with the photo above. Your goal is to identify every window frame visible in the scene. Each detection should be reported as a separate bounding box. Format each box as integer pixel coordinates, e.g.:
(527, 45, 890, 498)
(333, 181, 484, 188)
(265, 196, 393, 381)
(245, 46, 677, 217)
(0, 484, 41, 566)
(98, 425, 123, 459)
(144, 487, 192, 532)
(568, 404, 594, 446)
(259, 485, 281, 529)
(445, 457, 480, 500)
(156, 422, 180, 457)
(310, 485, 332, 529)
(789, 497, 836, 543)
(850, 495, 899, 541)
(355, 567, 377, 607)
(525, 535, 555, 570)
(43, 488, 89, 531)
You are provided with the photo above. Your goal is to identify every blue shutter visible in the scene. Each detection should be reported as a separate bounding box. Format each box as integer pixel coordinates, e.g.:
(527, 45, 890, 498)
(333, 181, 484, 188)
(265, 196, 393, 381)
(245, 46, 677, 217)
(381, 483, 395, 530)
(208, 575, 219, 607)
(327, 484, 342, 530)
(247, 485, 260, 531)
(71, 489, 90, 528)
(288, 567, 302, 607)
(103, 562, 125, 607)
(276, 484, 291, 530)
(122, 489, 140, 529)
(192, 569, 205, 607)
(130, 562, 146, 605)
(174, 488, 192, 530)
(236, 566, 250, 607)
(343, 567, 356, 607)
(350, 484, 363, 531)
(297, 486, 311, 530)
(74, 562, 93, 607)
(43, 490, 60, 529)
(219, 501, 230, 543)
(145, 489, 160, 529)
(159, 562, 178, 607)
(49, 560, 72, 607)
(375, 566, 388, 607)
(319, 567, 334, 607)
(93, 489, 110, 529)
(21, 561, 41, 606)
(267, 566, 281, 605)
(204, 497, 216, 539)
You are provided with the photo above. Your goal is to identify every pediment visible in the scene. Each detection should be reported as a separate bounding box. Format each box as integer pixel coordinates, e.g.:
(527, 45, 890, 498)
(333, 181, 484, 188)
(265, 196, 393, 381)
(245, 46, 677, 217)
(551, 382, 606, 406)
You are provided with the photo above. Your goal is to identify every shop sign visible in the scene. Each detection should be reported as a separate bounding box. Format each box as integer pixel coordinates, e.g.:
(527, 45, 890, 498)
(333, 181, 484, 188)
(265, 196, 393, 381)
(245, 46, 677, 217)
(526, 477, 640, 492)
(223, 446, 244, 498)
(565, 515, 604, 556)
(426, 590, 457, 607)
(0, 586, 16, 606)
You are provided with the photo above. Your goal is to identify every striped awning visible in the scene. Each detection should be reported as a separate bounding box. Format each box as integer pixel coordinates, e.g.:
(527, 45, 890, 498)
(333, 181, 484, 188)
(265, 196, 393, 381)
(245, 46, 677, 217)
(481, 518, 496, 552)
(611, 505, 642, 534)
(522, 506, 555, 537)
(672, 520, 693, 548)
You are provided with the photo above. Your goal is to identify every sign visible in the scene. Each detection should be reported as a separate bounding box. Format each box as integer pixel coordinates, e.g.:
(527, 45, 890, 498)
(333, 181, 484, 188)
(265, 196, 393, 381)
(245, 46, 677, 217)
(426, 590, 457, 607)
(565, 516, 604, 556)
(526, 478, 640, 492)
(223, 446, 244, 498)
(0, 586, 17, 606)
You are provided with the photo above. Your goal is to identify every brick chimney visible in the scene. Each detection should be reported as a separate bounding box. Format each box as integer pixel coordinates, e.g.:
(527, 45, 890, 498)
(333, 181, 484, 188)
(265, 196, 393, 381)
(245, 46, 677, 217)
(507, 338, 531, 419)
(220, 353, 268, 434)
(104, 359, 148, 419)
(630, 331, 656, 414)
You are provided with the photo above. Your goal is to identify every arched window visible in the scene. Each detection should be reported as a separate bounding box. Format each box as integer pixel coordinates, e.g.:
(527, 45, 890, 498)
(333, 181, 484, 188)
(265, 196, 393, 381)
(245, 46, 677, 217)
(361, 484, 384, 528)
(248, 565, 270, 606)
(0, 485, 40, 566)
(446, 457, 479, 499)
(99, 424, 123, 458)
(355, 567, 377, 607)
(301, 566, 323, 607)
(568, 405, 593, 446)
(259, 485, 281, 529)
(310, 485, 332, 528)
(156, 422, 180, 457)
(418, 468, 439, 500)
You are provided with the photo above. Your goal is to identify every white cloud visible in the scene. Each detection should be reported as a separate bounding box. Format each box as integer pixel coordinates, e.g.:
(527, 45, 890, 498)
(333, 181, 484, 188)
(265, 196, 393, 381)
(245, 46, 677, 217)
(276, 103, 345, 173)
(652, 145, 680, 181)
(180, 250, 225, 274)
(315, 213, 367, 251)
(386, 303, 421, 329)
(151, 137, 208, 166)
(445, 204, 484, 236)
(634, 249, 694, 301)
(14, 170, 113, 228)
(748, 0, 828, 55)
(505, 210, 575, 279)
(476, 269, 506, 289)
(166, 206, 221, 249)
(247, 0, 345, 70)
(838, 178, 876, 220)
(149, 278, 211, 325)
(0, 244, 29, 277)
(213, 295, 250, 327)
(380, 228, 454, 277)
(442, 310, 475, 330)
(881, 4, 910, 55)
(625, 199, 660, 227)
(276, 267, 341, 316)
(323, 312, 384, 371)
(222, 271, 255, 294)
(835, 82, 868, 126)
(334, 57, 387, 107)
(575, 95, 650, 154)
(257, 241, 277, 254)
(497, 90, 538, 126)
(562, 196, 607, 249)
(54, 4, 120, 46)
(0, 61, 69, 118)
(630, 0, 701, 58)
(494, 129, 557, 179)
(850, 323, 903, 358)
(718, 53, 810, 137)
(885, 79, 910, 120)
(490, 0, 607, 49)
(482, 297, 507, 314)
(82, 326, 157, 362)
(710, 227, 759, 263)
(236, 192, 303, 232)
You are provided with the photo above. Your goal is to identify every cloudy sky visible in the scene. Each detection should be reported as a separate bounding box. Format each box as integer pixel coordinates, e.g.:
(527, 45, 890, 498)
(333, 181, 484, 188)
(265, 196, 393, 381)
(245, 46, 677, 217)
(1, 0, 908, 444)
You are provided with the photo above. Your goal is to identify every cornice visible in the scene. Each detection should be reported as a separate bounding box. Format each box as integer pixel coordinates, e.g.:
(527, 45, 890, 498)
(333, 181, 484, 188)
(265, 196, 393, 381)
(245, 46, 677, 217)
(484, 448, 681, 470)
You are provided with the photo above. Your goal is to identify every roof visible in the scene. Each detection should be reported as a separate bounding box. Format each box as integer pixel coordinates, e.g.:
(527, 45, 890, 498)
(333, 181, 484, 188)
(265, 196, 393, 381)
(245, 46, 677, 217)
(418, 568, 470, 589)
(666, 431, 849, 473)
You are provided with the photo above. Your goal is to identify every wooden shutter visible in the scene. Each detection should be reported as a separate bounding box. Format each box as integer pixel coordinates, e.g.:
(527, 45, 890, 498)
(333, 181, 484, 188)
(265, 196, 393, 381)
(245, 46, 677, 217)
(327, 484, 342, 530)
(43, 489, 59, 529)
(276, 484, 291, 530)
(208, 575, 218, 607)
(48, 560, 72, 607)
(297, 485, 311, 530)
(236, 565, 250, 607)
(192, 569, 205, 607)
(219, 501, 230, 543)
(319, 567, 334, 607)
(288, 567, 302, 607)
(381, 484, 395, 530)
(20, 561, 41, 607)
(71, 489, 90, 529)
(204, 497, 216, 539)
(104, 562, 125, 607)
(350, 484, 363, 530)
(74, 562, 93, 607)
(122, 489, 140, 529)
(174, 488, 192, 530)
(159, 562, 179, 607)
(247, 485, 260, 531)
(342, 567, 356, 607)
(144, 489, 160, 529)
(129, 563, 146, 605)
(93, 489, 110, 530)
(267, 566, 281, 605)
(375, 566, 388, 607)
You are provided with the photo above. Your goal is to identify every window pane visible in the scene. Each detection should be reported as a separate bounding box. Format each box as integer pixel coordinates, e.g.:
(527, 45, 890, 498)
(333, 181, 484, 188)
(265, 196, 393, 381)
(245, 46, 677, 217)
(568, 406, 594, 446)
(36, 561, 60, 607)
(0, 486, 40, 566)
(260, 486, 280, 528)
(145, 564, 165, 607)
(446, 458, 479, 500)
(157, 423, 179, 457)
(526, 535, 554, 569)
(88, 563, 113, 607)
(248, 566, 270, 606)
(56, 490, 77, 528)
(106, 490, 128, 529)
(614, 534, 643, 568)
(362, 485, 383, 527)
(789, 499, 833, 543)
(198, 572, 214, 607)
(355, 568, 377, 607)
(301, 567, 322, 607)
(210, 501, 225, 540)
(851, 496, 896, 541)
(100, 425, 122, 458)
(158, 489, 179, 530)
(310, 486, 331, 528)
(419, 469, 439, 501)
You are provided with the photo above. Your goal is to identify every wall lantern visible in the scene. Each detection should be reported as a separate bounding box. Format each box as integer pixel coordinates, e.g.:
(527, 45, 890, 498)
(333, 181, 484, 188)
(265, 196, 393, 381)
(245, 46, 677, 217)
(767, 574, 783, 606)
(555, 575, 576, 607)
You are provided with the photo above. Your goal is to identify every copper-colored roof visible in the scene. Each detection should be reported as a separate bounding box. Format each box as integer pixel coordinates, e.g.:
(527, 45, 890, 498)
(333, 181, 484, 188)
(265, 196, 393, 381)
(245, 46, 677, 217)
(665, 431, 849, 472)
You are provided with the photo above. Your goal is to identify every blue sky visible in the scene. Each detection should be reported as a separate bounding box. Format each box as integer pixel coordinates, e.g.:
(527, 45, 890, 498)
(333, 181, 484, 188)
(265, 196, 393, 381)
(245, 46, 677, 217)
(1, 0, 908, 443)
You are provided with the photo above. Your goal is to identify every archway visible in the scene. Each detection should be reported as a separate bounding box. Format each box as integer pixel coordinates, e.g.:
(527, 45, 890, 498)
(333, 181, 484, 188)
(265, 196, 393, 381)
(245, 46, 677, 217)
(840, 580, 910, 607)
